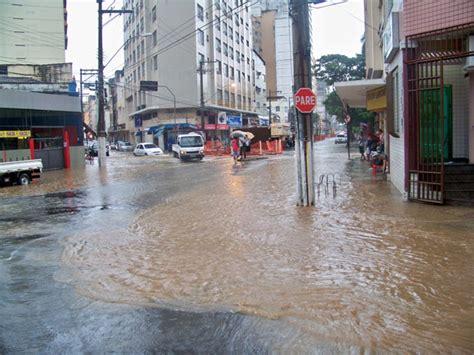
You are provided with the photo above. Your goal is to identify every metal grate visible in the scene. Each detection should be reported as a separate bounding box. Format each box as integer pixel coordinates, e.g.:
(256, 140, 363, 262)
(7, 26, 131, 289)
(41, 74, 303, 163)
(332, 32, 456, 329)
(406, 23, 474, 204)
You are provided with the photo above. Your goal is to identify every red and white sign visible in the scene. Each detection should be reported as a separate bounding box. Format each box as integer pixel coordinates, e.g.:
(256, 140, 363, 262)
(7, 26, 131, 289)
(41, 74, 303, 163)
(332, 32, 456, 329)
(294, 88, 317, 113)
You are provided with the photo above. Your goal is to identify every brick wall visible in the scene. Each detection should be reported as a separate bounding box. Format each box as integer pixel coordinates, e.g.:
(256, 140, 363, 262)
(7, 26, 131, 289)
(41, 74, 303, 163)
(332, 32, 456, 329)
(404, 0, 474, 37)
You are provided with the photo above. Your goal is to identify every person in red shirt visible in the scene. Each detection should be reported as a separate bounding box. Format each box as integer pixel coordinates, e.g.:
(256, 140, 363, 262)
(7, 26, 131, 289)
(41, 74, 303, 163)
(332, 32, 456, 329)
(231, 137, 240, 164)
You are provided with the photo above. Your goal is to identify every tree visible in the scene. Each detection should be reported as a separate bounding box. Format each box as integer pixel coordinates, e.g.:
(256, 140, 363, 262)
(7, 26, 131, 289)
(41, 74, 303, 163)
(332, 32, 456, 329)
(313, 54, 365, 86)
(315, 53, 371, 124)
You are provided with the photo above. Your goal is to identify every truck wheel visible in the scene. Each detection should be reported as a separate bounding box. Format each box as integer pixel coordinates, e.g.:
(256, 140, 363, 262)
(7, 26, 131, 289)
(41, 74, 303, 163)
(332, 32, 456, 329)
(173, 151, 178, 158)
(18, 173, 30, 185)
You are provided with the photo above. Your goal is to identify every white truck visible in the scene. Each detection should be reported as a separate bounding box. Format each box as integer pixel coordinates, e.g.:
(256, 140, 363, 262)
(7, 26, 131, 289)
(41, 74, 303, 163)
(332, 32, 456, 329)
(0, 159, 43, 186)
(171, 132, 205, 161)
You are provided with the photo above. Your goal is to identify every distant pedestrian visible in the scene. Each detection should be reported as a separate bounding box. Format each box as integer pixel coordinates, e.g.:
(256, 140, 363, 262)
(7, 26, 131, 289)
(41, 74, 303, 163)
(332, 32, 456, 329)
(358, 134, 365, 160)
(238, 137, 246, 160)
(231, 137, 240, 164)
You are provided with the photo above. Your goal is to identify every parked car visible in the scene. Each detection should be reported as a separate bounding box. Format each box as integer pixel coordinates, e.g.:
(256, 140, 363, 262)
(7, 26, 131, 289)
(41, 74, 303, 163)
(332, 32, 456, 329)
(335, 132, 348, 144)
(109, 142, 118, 150)
(133, 143, 164, 156)
(117, 141, 134, 152)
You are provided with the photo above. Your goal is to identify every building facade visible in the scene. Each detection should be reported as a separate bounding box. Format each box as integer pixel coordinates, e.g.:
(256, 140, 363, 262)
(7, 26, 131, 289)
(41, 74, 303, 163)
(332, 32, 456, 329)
(122, 0, 258, 149)
(252, 0, 293, 123)
(336, 0, 474, 205)
(0, 0, 68, 65)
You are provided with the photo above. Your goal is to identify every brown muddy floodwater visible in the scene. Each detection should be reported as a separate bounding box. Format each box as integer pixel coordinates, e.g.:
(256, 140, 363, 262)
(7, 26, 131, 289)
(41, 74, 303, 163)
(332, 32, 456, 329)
(1, 140, 473, 353)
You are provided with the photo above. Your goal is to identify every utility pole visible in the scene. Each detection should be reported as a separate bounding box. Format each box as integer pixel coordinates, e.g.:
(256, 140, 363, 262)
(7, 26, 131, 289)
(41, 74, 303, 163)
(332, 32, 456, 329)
(291, 0, 315, 206)
(198, 60, 205, 134)
(97, 0, 132, 167)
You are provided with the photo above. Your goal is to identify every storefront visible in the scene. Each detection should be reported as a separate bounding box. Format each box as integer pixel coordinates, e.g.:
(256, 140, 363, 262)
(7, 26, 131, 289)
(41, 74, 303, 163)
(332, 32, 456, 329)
(0, 89, 82, 170)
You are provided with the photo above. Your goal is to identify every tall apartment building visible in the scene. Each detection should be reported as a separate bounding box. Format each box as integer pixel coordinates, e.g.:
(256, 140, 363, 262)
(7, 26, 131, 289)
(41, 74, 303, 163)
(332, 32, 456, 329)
(122, 0, 257, 147)
(0, 0, 68, 65)
(252, 0, 293, 123)
(0, 0, 83, 170)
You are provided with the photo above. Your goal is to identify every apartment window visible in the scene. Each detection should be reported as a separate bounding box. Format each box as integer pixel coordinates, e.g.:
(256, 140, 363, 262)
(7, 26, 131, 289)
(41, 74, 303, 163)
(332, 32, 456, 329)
(229, 30, 233, 40)
(141, 40, 144, 55)
(229, 46, 234, 59)
(247, 57, 250, 65)
(141, 62, 145, 76)
(140, 17, 144, 33)
(216, 38, 221, 52)
(231, 93, 235, 106)
(137, 67, 141, 80)
(236, 50, 240, 62)
(241, 53, 244, 62)
(137, 43, 141, 58)
(230, 66, 234, 79)
(247, 74, 250, 82)
(224, 63, 229, 77)
(223, 43, 228, 56)
(216, 60, 222, 74)
(197, 4, 204, 21)
(198, 53, 205, 65)
(241, 35, 244, 43)
(217, 89, 223, 101)
(235, 31, 239, 43)
(240, 17, 243, 25)
(215, 16, 220, 31)
(152, 6, 156, 22)
(152, 30, 157, 46)
(237, 94, 241, 103)
(394, 70, 401, 134)
(246, 40, 249, 47)
(153, 55, 158, 70)
(275, 106, 280, 112)
(237, 69, 240, 82)
(198, 29, 204, 45)
(223, 23, 227, 35)
(224, 90, 230, 103)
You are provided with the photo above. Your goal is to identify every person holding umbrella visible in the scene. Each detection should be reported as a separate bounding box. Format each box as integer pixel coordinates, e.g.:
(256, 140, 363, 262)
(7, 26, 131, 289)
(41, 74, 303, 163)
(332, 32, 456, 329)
(231, 136, 240, 164)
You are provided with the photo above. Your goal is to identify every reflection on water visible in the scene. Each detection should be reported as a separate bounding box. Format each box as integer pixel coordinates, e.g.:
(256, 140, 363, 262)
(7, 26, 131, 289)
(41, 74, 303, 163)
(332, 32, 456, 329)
(2, 147, 473, 352)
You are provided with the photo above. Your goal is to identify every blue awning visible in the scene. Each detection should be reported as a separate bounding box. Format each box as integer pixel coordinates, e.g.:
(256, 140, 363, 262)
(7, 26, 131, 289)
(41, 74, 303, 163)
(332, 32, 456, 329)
(150, 123, 197, 137)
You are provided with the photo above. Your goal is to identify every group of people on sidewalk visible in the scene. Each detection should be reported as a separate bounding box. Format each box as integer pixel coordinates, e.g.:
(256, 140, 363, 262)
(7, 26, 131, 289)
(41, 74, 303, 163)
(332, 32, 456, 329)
(231, 136, 251, 164)
(358, 129, 387, 174)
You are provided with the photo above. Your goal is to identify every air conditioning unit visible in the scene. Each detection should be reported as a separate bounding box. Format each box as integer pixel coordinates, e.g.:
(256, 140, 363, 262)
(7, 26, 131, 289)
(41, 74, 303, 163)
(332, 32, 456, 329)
(464, 35, 474, 72)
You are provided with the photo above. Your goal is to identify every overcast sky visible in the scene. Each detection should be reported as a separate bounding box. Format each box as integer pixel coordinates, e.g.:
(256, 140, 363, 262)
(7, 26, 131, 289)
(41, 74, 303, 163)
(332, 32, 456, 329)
(65, 0, 365, 80)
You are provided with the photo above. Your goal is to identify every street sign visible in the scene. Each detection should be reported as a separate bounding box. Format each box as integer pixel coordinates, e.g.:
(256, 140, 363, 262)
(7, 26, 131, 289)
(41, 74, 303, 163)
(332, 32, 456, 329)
(139, 80, 158, 91)
(294, 88, 317, 113)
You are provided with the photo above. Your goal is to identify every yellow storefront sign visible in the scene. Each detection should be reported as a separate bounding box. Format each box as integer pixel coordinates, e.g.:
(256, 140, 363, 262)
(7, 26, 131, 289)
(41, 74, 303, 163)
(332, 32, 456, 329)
(367, 87, 387, 112)
(0, 130, 31, 139)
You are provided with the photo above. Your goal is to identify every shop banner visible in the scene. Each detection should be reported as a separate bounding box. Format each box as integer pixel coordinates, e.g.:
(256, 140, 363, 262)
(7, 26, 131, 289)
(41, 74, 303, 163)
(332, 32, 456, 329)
(227, 115, 242, 127)
(0, 130, 31, 139)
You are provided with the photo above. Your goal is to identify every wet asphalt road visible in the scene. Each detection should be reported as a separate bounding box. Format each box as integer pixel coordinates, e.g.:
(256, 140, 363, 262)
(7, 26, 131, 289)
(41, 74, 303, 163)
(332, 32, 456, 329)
(0, 139, 473, 353)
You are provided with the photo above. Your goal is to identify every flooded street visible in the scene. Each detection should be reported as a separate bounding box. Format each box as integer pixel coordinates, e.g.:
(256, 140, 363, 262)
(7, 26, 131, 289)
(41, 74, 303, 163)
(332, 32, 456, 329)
(1, 139, 473, 353)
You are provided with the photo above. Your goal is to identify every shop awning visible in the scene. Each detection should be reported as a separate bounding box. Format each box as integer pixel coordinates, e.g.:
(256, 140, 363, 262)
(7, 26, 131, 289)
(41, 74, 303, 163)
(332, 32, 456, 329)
(334, 78, 385, 108)
(146, 123, 197, 137)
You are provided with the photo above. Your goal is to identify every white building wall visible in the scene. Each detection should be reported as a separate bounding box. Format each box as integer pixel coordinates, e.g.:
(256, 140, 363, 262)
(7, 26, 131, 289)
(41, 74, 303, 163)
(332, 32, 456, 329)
(387, 52, 405, 197)
(0, 0, 65, 65)
(444, 65, 470, 159)
(274, 12, 293, 119)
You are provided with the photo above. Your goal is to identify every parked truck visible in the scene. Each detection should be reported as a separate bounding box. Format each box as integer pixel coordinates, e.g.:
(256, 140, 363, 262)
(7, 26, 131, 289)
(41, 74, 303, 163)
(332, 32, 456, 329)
(171, 132, 205, 161)
(0, 159, 43, 186)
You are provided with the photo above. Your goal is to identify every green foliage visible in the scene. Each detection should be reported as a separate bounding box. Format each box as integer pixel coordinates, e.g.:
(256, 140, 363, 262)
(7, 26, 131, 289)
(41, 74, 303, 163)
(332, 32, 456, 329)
(313, 54, 365, 86)
(315, 53, 372, 125)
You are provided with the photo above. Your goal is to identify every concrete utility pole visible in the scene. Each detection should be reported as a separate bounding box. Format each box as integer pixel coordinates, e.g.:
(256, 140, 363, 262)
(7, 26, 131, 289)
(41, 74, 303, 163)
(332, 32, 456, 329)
(198, 60, 205, 133)
(97, 0, 132, 167)
(291, 0, 315, 206)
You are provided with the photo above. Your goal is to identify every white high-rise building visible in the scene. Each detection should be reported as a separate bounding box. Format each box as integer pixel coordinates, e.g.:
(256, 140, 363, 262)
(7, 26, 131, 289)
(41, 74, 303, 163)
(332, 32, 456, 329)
(0, 0, 67, 65)
(122, 0, 257, 146)
(252, 0, 293, 123)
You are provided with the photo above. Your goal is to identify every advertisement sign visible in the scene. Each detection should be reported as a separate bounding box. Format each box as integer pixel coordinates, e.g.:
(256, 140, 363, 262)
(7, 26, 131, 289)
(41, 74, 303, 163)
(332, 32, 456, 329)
(216, 124, 229, 130)
(0, 130, 31, 139)
(217, 111, 227, 124)
(134, 115, 142, 127)
(227, 115, 242, 127)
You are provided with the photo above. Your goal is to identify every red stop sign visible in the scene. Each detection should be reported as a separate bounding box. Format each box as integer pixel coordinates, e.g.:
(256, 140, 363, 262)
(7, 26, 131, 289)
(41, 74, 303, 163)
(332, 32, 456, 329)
(294, 88, 317, 113)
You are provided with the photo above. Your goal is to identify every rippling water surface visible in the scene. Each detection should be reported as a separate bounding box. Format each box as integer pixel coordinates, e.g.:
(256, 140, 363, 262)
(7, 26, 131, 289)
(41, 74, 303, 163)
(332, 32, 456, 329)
(1, 142, 473, 353)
